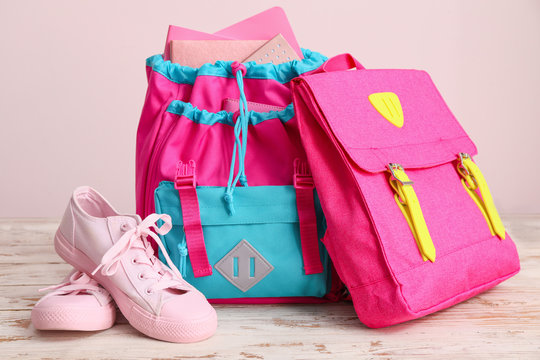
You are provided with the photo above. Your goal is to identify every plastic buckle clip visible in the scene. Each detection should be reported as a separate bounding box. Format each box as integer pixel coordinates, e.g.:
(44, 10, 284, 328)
(174, 160, 197, 189)
(293, 158, 314, 189)
(294, 174, 315, 189)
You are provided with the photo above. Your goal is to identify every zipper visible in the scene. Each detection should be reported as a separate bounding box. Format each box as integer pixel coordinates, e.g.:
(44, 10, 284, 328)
(456, 153, 505, 240)
(387, 163, 436, 262)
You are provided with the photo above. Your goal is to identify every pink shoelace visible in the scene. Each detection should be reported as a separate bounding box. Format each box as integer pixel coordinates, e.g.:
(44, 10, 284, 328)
(39, 270, 110, 306)
(92, 214, 188, 294)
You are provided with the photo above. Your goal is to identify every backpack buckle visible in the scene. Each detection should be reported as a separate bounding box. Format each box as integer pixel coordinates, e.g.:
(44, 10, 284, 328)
(387, 163, 414, 186)
(294, 159, 314, 189)
(386, 163, 435, 262)
(174, 160, 197, 189)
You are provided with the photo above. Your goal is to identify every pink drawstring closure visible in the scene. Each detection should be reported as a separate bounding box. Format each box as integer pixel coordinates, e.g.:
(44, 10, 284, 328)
(92, 214, 190, 293)
(38, 270, 111, 306)
(230, 61, 247, 77)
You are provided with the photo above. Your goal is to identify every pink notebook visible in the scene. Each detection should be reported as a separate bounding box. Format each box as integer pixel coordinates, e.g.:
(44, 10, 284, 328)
(163, 7, 302, 61)
(243, 34, 301, 65)
(170, 40, 266, 67)
(163, 27, 229, 61)
(215, 7, 302, 59)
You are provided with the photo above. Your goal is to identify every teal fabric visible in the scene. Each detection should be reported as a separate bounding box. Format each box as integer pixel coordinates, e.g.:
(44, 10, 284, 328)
(155, 182, 331, 299)
(146, 49, 327, 85)
(166, 101, 295, 126)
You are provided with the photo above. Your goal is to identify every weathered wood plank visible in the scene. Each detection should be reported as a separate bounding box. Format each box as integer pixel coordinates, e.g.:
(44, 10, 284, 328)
(0, 216, 538, 359)
(0, 219, 58, 246)
(0, 263, 73, 286)
(0, 244, 62, 264)
(0, 285, 42, 311)
(0, 303, 539, 360)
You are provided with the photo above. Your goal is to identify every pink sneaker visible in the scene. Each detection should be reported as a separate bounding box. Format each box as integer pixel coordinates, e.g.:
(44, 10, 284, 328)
(53, 186, 217, 343)
(31, 269, 116, 331)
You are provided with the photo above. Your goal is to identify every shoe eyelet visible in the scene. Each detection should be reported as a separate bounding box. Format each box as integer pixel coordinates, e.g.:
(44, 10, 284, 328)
(138, 273, 144, 280)
(145, 288, 153, 295)
(131, 258, 137, 264)
(121, 223, 130, 232)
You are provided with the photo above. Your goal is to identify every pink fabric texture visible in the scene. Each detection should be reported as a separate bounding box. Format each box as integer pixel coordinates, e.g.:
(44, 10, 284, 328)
(291, 54, 520, 327)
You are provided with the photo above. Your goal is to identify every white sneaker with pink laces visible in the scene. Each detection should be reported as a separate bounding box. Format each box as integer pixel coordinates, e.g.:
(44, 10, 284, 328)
(31, 269, 116, 331)
(54, 186, 217, 343)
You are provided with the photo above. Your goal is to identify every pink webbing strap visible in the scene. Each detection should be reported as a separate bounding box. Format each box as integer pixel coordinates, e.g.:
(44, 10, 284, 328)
(294, 159, 324, 275)
(175, 161, 212, 277)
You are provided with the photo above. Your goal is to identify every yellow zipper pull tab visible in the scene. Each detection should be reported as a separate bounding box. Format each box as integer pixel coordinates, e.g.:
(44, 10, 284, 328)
(457, 153, 506, 240)
(388, 164, 436, 262)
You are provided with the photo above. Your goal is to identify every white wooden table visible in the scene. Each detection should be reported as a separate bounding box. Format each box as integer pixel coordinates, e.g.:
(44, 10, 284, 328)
(1, 216, 539, 359)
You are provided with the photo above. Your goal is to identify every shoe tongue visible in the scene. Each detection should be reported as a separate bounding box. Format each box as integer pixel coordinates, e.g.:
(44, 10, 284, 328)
(106, 215, 140, 244)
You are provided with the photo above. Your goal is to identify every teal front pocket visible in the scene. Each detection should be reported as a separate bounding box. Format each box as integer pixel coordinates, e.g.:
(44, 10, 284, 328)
(154, 182, 331, 299)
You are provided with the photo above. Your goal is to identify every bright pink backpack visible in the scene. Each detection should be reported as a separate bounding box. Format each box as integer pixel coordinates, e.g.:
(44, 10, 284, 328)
(135, 50, 346, 303)
(291, 54, 520, 327)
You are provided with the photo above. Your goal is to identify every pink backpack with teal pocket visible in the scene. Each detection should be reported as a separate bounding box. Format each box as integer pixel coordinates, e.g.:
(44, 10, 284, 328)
(291, 54, 520, 327)
(135, 50, 346, 303)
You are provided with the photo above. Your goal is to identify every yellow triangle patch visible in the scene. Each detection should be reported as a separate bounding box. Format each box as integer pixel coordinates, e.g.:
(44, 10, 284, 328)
(368, 92, 404, 128)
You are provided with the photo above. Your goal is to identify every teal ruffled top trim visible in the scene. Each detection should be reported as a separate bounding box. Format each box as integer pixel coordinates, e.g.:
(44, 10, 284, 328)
(146, 49, 326, 85)
(166, 100, 295, 126)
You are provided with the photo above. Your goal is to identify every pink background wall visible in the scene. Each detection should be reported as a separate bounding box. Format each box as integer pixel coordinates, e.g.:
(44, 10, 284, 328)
(1, 0, 539, 217)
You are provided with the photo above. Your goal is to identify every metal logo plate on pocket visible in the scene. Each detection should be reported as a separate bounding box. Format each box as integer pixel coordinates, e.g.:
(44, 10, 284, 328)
(215, 239, 274, 292)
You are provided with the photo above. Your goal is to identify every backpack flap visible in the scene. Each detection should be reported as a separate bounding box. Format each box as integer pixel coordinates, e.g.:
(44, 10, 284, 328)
(293, 64, 520, 326)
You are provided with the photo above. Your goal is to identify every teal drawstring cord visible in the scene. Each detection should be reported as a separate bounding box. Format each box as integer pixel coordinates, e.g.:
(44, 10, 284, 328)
(224, 62, 250, 215)
(236, 66, 249, 188)
(177, 235, 188, 278)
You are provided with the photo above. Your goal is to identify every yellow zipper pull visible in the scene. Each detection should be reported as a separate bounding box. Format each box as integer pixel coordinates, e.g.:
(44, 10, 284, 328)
(457, 153, 506, 240)
(387, 163, 436, 262)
